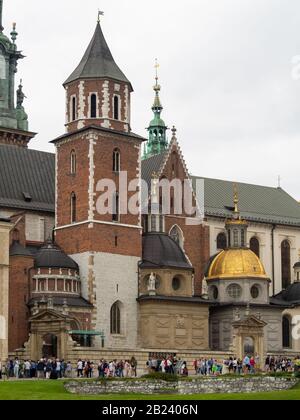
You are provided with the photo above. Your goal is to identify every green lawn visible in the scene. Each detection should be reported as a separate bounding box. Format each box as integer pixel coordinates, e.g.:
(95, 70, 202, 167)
(0, 380, 299, 400)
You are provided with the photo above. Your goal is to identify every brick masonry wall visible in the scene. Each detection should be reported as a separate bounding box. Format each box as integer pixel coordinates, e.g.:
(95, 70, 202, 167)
(158, 142, 210, 296)
(9, 255, 34, 351)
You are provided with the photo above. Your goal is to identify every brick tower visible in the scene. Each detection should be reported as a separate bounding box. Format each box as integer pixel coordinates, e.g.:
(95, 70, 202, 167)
(53, 16, 144, 349)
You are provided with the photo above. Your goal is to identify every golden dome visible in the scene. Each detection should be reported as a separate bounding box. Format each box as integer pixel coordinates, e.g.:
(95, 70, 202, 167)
(207, 249, 268, 280)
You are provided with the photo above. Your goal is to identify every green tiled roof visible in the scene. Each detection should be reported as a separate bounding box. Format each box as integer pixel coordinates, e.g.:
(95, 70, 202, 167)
(192, 176, 300, 227)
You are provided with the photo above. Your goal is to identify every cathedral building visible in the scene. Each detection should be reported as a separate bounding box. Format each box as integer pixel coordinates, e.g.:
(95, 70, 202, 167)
(1, 1, 300, 366)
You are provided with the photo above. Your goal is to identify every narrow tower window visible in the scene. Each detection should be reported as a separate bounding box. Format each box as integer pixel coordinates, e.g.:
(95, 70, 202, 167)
(90, 94, 97, 118)
(281, 240, 291, 289)
(71, 192, 77, 223)
(250, 237, 260, 257)
(113, 149, 120, 172)
(70, 150, 76, 175)
(71, 96, 77, 121)
(112, 192, 120, 222)
(114, 95, 120, 120)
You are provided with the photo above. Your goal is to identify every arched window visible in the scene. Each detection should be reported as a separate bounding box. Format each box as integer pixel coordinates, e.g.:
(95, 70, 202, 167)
(90, 94, 97, 118)
(112, 192, 120, 222)
(70, 150, 76, 175)
(281, 240, 291, 289)
(71, 192, 77, 223)
(113, 95, 120, 120)
(217, 232, 227, 250)
(233, 229, 239, 247)
(110, 302, 121, 334)
(71, 96, 76, 121)
(250, 237, 260, 257)
(170, 225, 184, 250)
(282, 316, 291, 348)
(113, 149, 120, 172)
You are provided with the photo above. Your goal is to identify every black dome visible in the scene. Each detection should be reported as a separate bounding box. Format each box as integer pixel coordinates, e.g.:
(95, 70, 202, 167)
(34, 240, 79, 270)
(282, 282, 300, 303)
(140, 233, 192, 269)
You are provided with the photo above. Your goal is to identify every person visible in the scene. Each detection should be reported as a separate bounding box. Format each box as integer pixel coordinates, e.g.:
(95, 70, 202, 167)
(250, 357, 256, 374)
(130, 357, 137, 377)
(45, 360, 52, 379)
(243, 355, 250, 374)
(66, 361, 72, 378)
(77, 359, 83, 378)
(37, 359, 45, 379)
(14, 358, 20, 379)
(24, 360, 31, 378)
(56, 359, 62, 378)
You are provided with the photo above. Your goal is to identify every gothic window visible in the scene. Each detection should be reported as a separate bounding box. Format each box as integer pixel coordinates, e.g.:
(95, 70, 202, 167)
(281, 240, 291, 289)
(250, 237, 260, 257)
(233, 229, 238, 247)
(112, 192, 120, 222)
(241, 229, 245, 247)
(71, 96, 77, 121)
(217, 232, 227, 250)
(113, 149, 120, 172)
(71, 192, 77, 223)
(114, 95, 120, 120)
(170, 225, 184, 250)
(282, 316, 291, 348)
(90, 94, 97, 118)
(110, 302, 121, 335)
(70, 150, 76, 175)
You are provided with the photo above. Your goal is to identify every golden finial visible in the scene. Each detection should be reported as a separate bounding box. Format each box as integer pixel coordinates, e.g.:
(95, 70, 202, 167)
(154, 58, 161, 92)
(233, 183, 239, 215)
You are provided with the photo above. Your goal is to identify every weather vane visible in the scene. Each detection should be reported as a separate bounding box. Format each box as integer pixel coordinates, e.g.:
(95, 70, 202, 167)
(98, 10, 104, 23)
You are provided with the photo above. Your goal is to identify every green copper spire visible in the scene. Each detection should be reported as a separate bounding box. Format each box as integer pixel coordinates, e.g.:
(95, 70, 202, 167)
(143, 59, 168, 159)
(0, 2, 29, 132)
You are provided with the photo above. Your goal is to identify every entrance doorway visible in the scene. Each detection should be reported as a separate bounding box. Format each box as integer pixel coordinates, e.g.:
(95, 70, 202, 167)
(243, 336, 255, 356)
(42, 334, 58, 359)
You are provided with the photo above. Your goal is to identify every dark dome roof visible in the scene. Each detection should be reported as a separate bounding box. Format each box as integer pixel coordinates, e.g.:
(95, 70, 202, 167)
(282, 282, 300, 303)
(140, 233, 192, 270)
(294, 262, 300, 269)
(34, 240, 78, 270)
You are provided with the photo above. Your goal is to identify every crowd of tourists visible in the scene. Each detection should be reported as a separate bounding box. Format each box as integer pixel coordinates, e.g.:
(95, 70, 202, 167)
(192, 355, 298, 376)
(0, 354, 299, 380)
(146, 354, 188, 376)
(0, 357, 138, 380)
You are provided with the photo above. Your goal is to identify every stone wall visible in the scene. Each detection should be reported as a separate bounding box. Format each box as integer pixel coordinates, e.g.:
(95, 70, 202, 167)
(65, 376, 298, 395)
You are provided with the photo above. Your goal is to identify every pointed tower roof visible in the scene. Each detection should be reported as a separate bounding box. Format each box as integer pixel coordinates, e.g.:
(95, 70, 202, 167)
(64, 22, 132, 89)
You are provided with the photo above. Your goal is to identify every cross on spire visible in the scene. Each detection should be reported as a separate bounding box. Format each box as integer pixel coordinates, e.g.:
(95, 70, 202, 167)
(98, 10, 104, 23)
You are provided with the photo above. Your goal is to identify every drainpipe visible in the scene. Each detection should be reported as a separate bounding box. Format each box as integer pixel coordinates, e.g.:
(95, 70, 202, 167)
(271, 224, 276, 296)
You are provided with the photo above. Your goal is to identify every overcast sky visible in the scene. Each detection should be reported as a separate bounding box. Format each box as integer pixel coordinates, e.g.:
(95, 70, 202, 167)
(5, 0, 300, 199)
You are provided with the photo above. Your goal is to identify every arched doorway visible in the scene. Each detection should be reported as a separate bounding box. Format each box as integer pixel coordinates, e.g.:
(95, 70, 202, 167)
(42, 334, 58, 359)
(243, 336, 255, 356)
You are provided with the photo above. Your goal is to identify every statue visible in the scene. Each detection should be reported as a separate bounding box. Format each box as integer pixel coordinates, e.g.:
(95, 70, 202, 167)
(201, 278, 208, 299)
(16, 80, 26, 108)
(148, 272, 157, 295)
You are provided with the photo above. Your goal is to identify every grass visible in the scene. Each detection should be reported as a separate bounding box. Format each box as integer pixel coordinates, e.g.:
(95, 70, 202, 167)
(0, 379, 299, 400)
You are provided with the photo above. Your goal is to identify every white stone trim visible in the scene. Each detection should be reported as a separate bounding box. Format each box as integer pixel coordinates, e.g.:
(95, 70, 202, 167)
(77, 81, 85, 129)
(88, 133, 97, 221)
(55, 219, 142, 231)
